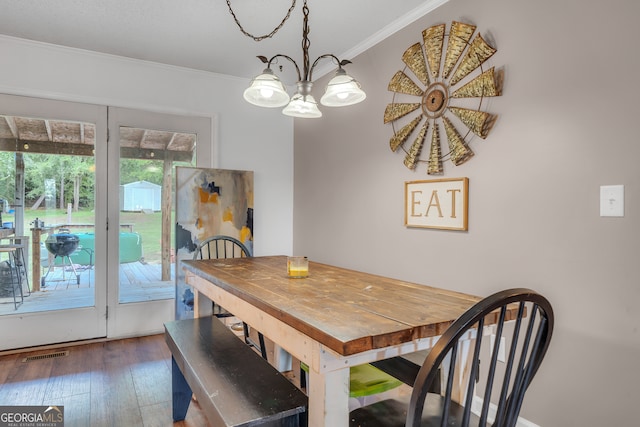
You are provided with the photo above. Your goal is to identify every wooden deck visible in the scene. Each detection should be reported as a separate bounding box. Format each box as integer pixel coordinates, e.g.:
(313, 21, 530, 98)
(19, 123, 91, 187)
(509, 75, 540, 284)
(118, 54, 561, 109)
(0, 261, 174, 316)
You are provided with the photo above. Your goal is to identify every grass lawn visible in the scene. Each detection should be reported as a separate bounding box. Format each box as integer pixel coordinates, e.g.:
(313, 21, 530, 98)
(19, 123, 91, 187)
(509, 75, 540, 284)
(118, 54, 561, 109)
(4, 209, 172, 262)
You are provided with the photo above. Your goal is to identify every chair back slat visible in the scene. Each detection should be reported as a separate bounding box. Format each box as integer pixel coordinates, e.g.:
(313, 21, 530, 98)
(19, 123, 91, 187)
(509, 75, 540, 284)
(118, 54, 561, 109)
(440, 341, 458, 427)
(494, 300, 526, 423)
(479, 306, 507, 425)
(462, 317, 485, 426)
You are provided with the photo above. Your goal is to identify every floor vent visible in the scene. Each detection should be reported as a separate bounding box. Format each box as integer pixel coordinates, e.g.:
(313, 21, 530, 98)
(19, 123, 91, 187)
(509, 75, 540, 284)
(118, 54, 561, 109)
(22, 350, 69, 363)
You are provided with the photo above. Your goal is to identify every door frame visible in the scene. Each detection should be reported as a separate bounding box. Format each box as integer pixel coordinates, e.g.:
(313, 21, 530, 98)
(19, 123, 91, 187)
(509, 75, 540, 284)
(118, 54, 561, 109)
(106, 106, 211, 339)
(0, 93, 108, 350)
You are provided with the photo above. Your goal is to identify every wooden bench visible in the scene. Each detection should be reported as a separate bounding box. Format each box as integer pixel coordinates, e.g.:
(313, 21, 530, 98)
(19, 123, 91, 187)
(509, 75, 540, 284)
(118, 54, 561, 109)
(164, 317, 308, 427)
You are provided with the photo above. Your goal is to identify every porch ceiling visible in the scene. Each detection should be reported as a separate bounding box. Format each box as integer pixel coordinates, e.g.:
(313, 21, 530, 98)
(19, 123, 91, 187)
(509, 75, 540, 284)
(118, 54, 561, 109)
(0, 115, 195, 161)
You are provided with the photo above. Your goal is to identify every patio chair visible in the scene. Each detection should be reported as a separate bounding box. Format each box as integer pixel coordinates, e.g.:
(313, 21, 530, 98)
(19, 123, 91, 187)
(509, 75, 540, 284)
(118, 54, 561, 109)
(349, 288, 554, 427)
(192, 235, 267, 360)
(0, 247, 24, 309)
(0, 236, 29, 296)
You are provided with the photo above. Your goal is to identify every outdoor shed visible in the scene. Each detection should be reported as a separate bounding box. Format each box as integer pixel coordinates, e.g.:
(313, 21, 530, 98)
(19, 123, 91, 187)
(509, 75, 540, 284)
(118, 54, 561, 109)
(120, 180, 161, 212)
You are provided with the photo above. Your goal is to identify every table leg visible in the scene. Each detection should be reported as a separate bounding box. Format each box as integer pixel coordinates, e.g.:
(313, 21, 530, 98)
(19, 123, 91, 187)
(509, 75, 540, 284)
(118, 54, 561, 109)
(193, 289, 213, 318)
(171, 356, 193, 421)
(31, 228, 42, 292)
(451, 336, 474, 404)
(308, 360, 350, 427)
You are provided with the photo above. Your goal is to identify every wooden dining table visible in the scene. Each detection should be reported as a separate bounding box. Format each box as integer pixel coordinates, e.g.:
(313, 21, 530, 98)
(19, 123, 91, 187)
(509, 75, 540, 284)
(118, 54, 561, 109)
(182, 255, 482, 427)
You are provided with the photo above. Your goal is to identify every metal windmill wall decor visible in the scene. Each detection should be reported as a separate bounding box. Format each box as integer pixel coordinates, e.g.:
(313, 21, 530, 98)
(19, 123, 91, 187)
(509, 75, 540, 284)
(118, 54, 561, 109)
(384, 21, 503, 174)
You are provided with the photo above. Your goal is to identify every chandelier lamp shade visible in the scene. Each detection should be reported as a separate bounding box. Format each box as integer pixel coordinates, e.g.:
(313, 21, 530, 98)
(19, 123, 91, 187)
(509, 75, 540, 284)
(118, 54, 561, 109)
(242, 1, 366, 118)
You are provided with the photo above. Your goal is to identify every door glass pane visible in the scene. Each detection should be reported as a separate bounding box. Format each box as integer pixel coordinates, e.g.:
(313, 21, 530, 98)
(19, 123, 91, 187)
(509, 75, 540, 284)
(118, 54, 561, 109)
(118, 126, 196, 304)
(0, 115, 96, 315)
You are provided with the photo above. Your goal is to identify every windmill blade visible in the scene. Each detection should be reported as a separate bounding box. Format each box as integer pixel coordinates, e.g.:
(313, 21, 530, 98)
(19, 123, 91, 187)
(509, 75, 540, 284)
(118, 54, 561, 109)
(450, 34, 497, 86)
(384, 103, 421, 124)
(442, 116, 474, 165)
(451, 67, 500, 98)
(390, 115, 423, 152)
(422, 23, 445, 80)
(443, 21, 476, 79)
(404, 122, 428, 170)
(427, 123, 443, 175)
(402, 43, 430, 86)
(449, 107, 496, 139)
(388, 71, 424, 96)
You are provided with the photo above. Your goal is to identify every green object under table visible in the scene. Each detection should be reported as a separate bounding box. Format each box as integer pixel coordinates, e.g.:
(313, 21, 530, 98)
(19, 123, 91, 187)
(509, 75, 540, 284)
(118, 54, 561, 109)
(301, 362, 403, 398)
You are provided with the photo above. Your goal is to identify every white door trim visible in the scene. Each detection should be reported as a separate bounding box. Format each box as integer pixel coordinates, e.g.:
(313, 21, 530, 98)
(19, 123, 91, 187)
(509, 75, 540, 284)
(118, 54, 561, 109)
(106, 106, 211, 339)
(0, 93, 108, 350)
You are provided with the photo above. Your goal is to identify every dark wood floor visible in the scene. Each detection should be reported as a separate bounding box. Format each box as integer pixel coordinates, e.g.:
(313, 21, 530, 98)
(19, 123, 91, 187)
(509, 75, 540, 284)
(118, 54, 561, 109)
(0, 334, 210, 426)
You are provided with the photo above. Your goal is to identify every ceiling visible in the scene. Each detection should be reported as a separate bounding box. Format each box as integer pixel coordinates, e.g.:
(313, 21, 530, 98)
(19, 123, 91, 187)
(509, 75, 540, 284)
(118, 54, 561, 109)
(0, 0, 444, 81)
(0, 115, 196, 161)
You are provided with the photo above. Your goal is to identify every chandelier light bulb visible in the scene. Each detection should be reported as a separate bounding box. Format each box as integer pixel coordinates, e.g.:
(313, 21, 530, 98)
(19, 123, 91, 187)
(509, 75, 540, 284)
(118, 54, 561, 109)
(243, 68, 290, 108)
(282, 90, 322, 118)
(260, 88, 275, 98)
(320, 68, 366, 107)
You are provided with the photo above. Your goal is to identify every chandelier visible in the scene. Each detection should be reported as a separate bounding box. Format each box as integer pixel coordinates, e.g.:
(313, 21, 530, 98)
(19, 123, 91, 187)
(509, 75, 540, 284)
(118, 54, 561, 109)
(239, 0, 366, 118)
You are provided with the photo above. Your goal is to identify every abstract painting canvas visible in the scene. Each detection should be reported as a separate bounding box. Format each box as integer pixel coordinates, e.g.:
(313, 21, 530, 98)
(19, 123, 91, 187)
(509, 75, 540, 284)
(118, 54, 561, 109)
(174, 167, 254, 319)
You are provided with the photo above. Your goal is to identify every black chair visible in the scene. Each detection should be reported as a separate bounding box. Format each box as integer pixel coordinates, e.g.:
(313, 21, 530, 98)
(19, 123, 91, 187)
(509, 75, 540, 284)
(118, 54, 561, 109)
(193, 235, 251, 261)
(349, 288, 554, 427)
(192, 235, 267, 360)
(0, 235, 30, 296)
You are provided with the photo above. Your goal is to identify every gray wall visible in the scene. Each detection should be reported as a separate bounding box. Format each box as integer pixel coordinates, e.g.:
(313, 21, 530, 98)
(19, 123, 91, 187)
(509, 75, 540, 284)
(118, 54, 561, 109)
(293, 0, 639, 425)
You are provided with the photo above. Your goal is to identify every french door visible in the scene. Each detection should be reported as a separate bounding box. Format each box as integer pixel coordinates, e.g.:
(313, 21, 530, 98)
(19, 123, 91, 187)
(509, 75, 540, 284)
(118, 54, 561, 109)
(0, 94, 107, 350)
(106, 107, 210, 338)
(0, 95, 211, 350)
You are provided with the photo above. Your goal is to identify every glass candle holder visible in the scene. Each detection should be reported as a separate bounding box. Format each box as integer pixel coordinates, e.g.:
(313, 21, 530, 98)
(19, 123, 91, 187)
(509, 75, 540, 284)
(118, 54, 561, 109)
(287, 256, 309, 278)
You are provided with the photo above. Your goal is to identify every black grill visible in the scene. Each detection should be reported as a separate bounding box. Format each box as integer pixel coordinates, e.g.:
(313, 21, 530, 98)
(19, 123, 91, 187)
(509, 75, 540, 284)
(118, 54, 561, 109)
(41, 233, 81, 287)
(45, 233, 80, 257)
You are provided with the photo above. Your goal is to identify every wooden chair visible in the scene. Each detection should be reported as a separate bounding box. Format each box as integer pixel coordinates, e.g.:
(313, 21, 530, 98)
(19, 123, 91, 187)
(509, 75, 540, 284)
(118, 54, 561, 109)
(192, 235, 267, 360)
(349, 288, 554, 427)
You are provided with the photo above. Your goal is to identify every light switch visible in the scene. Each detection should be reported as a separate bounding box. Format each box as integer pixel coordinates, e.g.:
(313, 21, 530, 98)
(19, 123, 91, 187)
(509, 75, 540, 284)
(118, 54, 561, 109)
(600, 185, 624, 217)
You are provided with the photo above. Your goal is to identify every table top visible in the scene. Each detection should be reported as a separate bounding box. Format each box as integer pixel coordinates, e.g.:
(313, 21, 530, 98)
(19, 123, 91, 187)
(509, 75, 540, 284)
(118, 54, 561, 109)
(182, 255, 481, 356)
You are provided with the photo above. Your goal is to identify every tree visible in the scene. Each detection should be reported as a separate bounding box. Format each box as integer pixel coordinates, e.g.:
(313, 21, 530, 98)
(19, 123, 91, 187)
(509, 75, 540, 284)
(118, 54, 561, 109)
(24, 154, 95, 209)
(0, 152, 16, 203)
(120, 158, 164, 185)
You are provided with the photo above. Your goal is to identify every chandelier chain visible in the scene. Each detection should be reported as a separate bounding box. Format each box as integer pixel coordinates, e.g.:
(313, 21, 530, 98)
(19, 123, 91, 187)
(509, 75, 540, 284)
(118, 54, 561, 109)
(225, 0, 297, 42)
(301, 1, 310, 78)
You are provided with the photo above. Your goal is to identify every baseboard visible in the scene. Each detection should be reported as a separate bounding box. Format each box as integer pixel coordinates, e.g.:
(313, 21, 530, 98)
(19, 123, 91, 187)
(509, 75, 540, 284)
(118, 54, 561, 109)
(471, 395, 540, 427)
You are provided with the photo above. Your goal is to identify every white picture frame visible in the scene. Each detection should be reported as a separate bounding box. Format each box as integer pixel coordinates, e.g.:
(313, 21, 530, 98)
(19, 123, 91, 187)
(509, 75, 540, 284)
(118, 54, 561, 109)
(405, 178, 469, 230)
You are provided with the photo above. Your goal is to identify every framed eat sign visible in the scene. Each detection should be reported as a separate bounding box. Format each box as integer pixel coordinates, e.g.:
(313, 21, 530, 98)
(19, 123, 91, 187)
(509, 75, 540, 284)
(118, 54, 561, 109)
(405, 177, 468, 230)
